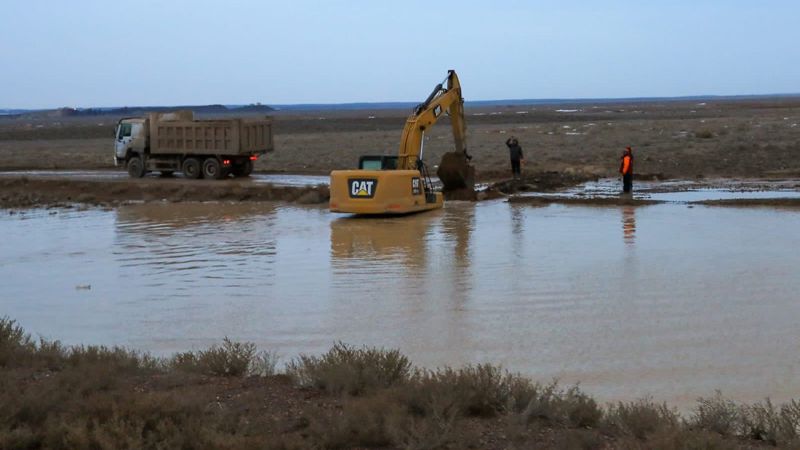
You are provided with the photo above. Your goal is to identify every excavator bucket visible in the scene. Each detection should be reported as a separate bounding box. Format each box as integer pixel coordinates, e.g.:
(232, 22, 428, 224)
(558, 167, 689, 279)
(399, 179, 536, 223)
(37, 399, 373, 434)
(437, 151, 476, 200)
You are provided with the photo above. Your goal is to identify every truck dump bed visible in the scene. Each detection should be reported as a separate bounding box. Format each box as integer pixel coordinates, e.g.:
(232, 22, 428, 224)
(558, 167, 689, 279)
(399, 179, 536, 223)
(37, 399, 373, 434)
(149, 112, 273, 156)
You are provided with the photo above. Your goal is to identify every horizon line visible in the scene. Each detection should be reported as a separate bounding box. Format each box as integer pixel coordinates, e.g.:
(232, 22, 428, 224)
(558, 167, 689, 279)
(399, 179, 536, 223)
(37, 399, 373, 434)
(3, 92, 800, 112)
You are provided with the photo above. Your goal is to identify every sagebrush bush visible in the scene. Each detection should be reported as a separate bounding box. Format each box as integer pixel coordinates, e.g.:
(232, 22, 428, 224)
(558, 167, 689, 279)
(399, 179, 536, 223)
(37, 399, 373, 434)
(602, 397, 679, 439)
(249, 350, 279, 377)
(196, 338, 257, 376)
(518, 381, 603, 428)
(287, 342, 411, 395)
(691, 391, 740, 436)
(736, 399, 800, 446)
(405, 364, 528, 418)
(0, 317, 34, 366)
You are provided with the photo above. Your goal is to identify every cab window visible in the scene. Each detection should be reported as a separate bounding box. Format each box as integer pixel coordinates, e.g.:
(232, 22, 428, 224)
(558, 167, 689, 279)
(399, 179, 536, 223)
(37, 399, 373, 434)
(118, 123, 132, 139)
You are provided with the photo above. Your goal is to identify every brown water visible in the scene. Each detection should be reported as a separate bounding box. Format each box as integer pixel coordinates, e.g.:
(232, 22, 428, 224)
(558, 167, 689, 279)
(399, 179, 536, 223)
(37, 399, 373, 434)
(2, 200, 800, 409)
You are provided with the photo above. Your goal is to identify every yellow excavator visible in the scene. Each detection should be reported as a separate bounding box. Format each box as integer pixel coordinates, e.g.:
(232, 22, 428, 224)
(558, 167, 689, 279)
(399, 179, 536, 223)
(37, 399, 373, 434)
(329, 70, 475, 214)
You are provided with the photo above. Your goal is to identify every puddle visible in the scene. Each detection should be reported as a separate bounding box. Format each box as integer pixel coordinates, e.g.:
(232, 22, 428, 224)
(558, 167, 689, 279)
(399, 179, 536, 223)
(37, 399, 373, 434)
(523, 178, 800, 203)
(2, 201, 800, 409)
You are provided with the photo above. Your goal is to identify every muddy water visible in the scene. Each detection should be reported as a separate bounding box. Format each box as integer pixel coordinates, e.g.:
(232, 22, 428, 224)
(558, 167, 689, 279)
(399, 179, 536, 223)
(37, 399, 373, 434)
(0, 170, 330, 186)
(2, 201, 800, 409)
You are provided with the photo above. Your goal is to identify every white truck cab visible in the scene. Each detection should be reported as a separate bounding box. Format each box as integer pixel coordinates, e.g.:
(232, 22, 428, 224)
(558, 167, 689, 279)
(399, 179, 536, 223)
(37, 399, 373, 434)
(114, 118, 146, 166)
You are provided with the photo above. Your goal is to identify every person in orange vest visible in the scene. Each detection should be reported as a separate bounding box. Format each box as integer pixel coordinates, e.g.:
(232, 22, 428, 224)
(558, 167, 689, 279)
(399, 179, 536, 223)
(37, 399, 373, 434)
(620, 146, 633, 193)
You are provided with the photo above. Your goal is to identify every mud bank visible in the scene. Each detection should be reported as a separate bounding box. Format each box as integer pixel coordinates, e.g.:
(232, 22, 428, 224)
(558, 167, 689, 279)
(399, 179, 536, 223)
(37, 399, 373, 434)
(697, 197, 800, 207)
(0, 177, 330, 209)
(508, 195, 662, 207)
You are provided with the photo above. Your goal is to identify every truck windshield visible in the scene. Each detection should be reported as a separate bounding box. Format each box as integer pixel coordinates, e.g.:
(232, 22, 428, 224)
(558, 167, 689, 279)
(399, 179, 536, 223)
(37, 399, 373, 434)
(117, 123, 132, 139)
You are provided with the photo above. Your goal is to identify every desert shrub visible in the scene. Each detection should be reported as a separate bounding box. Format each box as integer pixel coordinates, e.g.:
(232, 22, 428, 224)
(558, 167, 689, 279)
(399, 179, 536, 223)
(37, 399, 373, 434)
(550, 427, 606, 450)
(308, 395, 397, 448)
(694, 129, 714, 139)
(169, 351, 201, 372)
(308, 393, 462, 450)
(0, 317, 34, 366)
(629, 428, 729, 450)
(690, 391, 740, 436)
(399, 365, 584, 422)
(249, 350, 279, 377)
(65, 345, 159, 373)
(602, 397, 679, 439)
(34, 338, 68, 369)
(287, 342, 411, 395)
(196, 338, 257, 376)
(739, 399, 800, 445)
(422, 365, 511, 417)
(519, 382, 602, 428)
(168, 339, 270, 377)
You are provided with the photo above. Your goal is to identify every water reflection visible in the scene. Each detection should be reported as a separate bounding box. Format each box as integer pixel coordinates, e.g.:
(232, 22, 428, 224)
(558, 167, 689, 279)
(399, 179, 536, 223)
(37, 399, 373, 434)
(621, 206, 636, 245)
(329, 212, 439, 270)
(113, 203, 279, 292)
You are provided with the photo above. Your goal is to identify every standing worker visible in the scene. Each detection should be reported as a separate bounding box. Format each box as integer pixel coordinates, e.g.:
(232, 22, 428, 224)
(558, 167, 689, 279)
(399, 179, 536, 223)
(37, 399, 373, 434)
(620, 146, 634, 193)
(505, 136, 524, 179)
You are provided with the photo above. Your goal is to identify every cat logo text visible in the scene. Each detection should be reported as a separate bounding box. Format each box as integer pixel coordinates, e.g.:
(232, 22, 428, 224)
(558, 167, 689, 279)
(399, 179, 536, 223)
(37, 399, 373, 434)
(349, 179, 377, 198)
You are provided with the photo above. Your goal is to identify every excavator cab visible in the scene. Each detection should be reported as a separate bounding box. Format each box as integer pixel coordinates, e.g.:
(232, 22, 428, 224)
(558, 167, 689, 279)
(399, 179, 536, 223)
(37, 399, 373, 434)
(358, 155, 398, 170)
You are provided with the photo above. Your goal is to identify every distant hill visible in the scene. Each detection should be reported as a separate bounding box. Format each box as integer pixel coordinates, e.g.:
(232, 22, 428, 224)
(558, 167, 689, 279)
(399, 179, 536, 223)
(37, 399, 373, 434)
(3, 94, 799, 117)
(3, 104, 274, 119)
(270, 93, 800, 111)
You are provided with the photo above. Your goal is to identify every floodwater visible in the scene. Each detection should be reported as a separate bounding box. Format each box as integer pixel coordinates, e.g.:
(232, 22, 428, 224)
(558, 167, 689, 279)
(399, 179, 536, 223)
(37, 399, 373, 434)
(0, 170, 330, 187)
(2, 200, 800, 409)
(527, 177, 800, 203)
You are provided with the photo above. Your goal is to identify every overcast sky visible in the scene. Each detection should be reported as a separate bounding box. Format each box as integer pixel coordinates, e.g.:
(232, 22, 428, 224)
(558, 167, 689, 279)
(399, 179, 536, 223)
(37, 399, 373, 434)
(1, 0, 799, 108)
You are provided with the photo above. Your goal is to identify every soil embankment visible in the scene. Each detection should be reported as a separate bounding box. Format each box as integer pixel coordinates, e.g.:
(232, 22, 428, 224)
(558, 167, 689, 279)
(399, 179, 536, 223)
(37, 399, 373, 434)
(0, 177, 329, 209)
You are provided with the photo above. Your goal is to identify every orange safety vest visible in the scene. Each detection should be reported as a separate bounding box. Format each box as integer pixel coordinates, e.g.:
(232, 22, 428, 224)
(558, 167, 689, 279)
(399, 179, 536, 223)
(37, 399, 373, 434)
(620, 154, 632, 175)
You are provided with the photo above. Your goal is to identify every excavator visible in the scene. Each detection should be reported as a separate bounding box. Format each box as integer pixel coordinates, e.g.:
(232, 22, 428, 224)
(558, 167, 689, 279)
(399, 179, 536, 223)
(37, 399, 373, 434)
(329, 70, 475, 214)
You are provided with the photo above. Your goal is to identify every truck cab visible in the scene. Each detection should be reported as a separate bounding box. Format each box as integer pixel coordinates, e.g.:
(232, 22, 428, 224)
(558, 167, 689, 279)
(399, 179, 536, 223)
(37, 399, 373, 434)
(114, 118, 147, 166)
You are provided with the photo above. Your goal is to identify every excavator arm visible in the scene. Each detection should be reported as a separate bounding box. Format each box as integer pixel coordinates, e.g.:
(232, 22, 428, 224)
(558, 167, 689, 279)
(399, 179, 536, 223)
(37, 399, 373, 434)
(397, 70, 470, 170)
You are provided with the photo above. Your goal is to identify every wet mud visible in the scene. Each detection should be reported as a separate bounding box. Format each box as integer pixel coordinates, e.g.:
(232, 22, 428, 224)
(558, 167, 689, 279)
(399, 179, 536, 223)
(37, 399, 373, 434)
(0, 177, 330, 209)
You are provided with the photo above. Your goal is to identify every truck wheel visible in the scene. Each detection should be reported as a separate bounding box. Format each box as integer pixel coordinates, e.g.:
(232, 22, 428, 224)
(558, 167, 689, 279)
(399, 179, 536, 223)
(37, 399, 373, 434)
(202, 158, 223, 180)
(127, 156, 145, 178)
(182, 158, 202, 179)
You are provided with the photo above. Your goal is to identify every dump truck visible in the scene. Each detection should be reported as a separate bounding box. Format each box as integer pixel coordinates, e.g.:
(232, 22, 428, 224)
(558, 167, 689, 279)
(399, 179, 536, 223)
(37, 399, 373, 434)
(114, 111, 274, 179)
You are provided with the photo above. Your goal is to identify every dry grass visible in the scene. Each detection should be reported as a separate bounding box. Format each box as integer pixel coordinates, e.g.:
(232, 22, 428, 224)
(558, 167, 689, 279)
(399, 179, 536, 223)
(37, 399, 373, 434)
(286, 341, 412, 395)
(3, 317, 800, 449)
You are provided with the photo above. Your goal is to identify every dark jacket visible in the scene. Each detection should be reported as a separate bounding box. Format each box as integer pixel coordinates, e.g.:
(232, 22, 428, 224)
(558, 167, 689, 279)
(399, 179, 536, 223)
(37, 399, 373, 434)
(506, 138, 523, 161)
